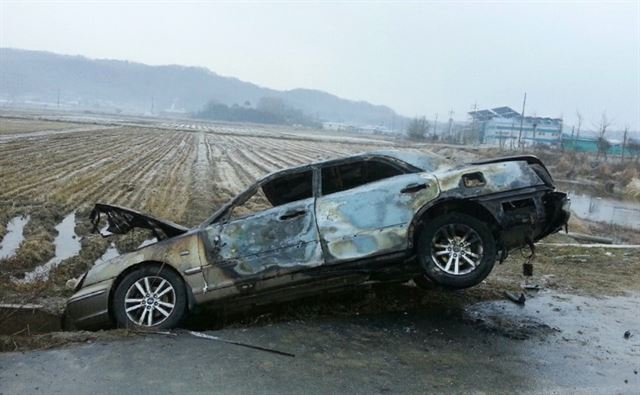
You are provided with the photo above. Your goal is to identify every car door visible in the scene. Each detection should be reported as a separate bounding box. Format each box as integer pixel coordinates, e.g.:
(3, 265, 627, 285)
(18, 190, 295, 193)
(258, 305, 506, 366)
(201, 169, 324, 291)
(316, 158, 438, 264)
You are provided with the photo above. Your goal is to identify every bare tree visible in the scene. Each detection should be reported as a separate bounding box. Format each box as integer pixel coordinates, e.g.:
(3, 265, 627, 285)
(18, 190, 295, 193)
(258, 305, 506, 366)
(574, 111, 583, 152)
(595, 112, 612, 161)
(406, 117, 430, 141)
(628, 138, 640, 163)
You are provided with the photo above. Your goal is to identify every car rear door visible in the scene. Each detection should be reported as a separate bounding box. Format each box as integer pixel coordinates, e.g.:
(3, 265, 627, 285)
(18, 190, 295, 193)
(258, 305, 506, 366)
(316, 159, 438, 264)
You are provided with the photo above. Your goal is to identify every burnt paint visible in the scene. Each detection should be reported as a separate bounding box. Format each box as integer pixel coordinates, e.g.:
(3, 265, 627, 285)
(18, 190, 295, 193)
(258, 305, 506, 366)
(316, 173, 439, 263)
(201, 197, 323, 289)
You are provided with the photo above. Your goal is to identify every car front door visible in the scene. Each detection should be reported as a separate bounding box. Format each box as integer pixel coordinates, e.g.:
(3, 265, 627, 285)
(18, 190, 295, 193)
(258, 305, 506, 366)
(316, 159, 438, 264)
(201, 169, 324, 291)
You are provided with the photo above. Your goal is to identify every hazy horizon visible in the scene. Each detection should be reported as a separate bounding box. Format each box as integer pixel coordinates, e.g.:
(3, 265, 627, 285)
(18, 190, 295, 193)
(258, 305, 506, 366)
(1, 1, 639, 129)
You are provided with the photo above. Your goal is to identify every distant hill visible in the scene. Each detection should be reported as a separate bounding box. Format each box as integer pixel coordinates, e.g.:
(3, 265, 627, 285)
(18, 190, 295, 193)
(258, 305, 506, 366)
(0, 48, 403, 126)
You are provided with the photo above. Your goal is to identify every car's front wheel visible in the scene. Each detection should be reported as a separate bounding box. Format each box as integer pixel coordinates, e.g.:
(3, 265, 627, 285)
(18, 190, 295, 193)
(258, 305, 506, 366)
(112, 265, 187, 329)
(416, 213, 496, 289)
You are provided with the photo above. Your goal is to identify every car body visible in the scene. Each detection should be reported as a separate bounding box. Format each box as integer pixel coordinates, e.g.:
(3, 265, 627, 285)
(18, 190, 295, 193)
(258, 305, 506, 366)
(65, 150, 570, 329)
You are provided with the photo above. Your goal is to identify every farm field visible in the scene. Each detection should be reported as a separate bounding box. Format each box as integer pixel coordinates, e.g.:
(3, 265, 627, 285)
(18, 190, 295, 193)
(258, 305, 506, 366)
(0, 118, 82, 134)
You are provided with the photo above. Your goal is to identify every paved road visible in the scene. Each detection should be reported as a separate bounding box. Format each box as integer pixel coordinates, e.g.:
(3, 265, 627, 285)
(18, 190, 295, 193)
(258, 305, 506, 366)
(1, 291, 638, 394)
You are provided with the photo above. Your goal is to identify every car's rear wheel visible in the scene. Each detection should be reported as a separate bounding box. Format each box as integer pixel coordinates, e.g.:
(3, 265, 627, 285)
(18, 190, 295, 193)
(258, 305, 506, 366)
(416, 213, 496, 289)
(112, 265, 186, 329)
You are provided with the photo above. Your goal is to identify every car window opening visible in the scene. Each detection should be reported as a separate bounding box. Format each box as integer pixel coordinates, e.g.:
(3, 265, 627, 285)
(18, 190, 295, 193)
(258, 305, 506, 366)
(230, 170, 313, 220)
(322, 160, 404, 195)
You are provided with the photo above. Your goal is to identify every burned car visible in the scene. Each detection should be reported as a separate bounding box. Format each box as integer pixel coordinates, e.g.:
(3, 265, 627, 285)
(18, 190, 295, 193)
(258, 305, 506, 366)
(65, 151, 570, 329)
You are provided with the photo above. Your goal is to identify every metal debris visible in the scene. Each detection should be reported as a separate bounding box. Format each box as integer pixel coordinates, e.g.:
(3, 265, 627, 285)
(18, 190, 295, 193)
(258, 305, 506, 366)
(504, 291, 526, 305)
(189, 330, 295, 357)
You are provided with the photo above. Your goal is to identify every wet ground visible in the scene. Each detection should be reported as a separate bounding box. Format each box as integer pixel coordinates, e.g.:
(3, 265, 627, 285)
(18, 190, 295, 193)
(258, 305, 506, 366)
(18, 211, 81, 283)
(0, 215, 29, 260)
(0, 287, 638, 394)
(565, 187, 640, 231)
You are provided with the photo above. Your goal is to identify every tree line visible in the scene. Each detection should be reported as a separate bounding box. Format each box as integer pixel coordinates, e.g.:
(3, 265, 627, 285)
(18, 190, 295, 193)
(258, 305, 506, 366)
(195, 97, 321, 127)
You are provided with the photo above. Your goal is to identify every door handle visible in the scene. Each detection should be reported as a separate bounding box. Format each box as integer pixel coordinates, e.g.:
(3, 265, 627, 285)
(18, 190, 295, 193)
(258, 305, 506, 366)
(279, 209, 306, 221)
(401, 183, 428, 193)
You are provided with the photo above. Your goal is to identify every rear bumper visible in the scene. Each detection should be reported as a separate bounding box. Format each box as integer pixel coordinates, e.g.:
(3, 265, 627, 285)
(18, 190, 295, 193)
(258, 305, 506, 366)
(65, 279, 113, 329)
(477, 189, 570, 250)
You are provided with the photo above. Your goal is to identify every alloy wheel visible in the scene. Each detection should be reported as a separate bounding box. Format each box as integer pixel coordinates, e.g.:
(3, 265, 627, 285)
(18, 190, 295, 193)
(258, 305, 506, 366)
(430, 223, 484, 275)
(124, 276, 176, 326)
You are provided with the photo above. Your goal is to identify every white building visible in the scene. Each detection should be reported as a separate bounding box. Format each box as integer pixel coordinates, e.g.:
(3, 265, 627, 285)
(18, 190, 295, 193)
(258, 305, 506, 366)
(469, 106, 562, 147)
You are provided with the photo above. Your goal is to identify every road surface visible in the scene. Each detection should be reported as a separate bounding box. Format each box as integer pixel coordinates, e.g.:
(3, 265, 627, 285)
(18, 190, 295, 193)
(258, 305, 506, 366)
(1, 290, 638, 394)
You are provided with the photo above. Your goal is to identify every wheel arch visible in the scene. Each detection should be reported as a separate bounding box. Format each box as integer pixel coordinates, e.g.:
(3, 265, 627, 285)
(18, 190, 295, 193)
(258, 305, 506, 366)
(408, 197, 502, 250)
(107, 260, 195, 323)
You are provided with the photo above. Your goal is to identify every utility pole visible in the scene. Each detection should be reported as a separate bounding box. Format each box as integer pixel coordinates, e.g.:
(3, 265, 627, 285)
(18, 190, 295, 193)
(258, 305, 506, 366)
(57, 88, 60, 108)
(517, 92, 527, 151)
(462, 102, 478, 144)
(622, 126, 629, 162)
(470, 102, 478, 146)
(151, 96, 155, 115)
(558, 115, 564, 150)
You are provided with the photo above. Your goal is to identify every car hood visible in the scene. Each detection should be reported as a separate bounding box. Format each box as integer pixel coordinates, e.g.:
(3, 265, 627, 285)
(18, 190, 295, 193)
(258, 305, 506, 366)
(90, 203, 189, 241)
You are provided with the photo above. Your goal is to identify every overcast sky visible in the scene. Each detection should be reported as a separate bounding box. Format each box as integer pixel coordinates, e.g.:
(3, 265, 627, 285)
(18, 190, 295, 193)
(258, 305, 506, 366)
(1, 1, 639, 129)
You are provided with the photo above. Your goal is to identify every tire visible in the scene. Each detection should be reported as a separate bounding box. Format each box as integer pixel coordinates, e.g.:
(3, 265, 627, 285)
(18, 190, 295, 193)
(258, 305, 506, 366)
(416, 212, 496, 289)
(112, 265, 187, 329)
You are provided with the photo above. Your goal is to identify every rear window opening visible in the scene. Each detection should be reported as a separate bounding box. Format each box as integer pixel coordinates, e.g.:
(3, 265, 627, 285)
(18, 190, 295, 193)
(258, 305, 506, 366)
(321, 160, 404, 195)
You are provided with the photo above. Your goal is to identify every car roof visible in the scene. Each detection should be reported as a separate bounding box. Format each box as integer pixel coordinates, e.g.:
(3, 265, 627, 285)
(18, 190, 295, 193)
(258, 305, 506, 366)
(256, 151, 414, 182)
(257, 149, 451, 182)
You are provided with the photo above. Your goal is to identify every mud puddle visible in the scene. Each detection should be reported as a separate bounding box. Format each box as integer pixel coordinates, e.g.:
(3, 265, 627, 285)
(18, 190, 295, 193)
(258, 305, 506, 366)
(18, 212, 81, 282)
(0, 215, 30, 261)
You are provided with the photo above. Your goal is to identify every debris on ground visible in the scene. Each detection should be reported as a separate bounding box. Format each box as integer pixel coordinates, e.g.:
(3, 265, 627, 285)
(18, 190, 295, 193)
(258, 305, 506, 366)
(504, 291, 526, 305)
(522, 283, 541, 291)
(566, 232, 613, 244)
(623, 330, 631, 339)
(189, 330, 295, 357)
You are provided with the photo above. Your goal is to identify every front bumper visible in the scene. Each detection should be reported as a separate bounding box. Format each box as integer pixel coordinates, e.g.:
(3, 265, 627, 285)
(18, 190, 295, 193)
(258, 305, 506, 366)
(65, 278, 114, 329)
